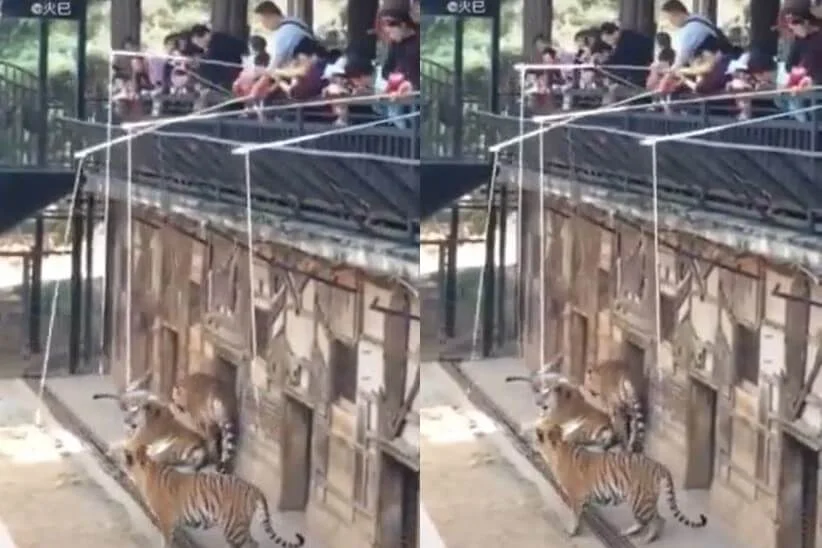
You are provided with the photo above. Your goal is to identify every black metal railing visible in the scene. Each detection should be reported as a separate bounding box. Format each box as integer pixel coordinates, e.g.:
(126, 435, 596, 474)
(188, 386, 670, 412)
(473, 107, 822, 230)
(63, 117, 420, 242)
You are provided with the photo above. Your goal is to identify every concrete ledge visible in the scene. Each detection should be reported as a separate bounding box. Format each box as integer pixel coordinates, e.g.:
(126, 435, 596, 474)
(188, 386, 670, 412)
(437, 359, 636, 548)
(27, 377, 199, 548)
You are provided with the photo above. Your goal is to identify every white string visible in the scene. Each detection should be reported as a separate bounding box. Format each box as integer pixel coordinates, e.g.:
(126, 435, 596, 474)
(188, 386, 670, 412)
(470, 152, 500, 359)
(531, 84, 822, 124)
(122, 91, 421, 130)
(514, 62, 652, 72)
(489, 90, 657, 153)
(74, 96, 249, 159)
(110, 48, 247, 69)
(538, 121, 546, 368)
(640, 102, 822, 145)
(232, 111, 420, 154)
(34, 156, 88, 426)
(651, 143, 662, 386)
(62, 120, 421, 165)
(98, 50, 114, 376)
(516, 68, 525, 358)
(125, 127, 133, 386)
(243, 152, 261, 419)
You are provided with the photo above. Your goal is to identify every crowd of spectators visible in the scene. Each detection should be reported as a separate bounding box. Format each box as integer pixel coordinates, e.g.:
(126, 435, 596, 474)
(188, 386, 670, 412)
(525, 0, 822, 121)
(110, 0, 420, 126)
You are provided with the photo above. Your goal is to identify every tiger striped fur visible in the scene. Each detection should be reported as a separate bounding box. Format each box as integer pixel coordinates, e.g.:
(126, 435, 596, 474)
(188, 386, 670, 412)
(535, 418, 707, 544)
(119, 400, 214, 472)
(172, 372, 239, 474)
(122, 444, 305, 548)
(538, 381, 620, 452)
(585, 359, 646, 453)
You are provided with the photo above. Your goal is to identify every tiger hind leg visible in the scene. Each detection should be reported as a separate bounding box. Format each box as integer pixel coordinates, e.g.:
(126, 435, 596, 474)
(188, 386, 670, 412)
(620, 523, 643, 536)
(637, 515, 664, 544)
(564, 500, 584, 537)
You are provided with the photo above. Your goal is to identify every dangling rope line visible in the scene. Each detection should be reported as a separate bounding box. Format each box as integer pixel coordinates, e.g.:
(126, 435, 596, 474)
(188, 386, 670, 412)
(531, 84, 822, 124)
(243, 152, 263, 423)
(125, 127, 134, 386)
(231, 111, 420, 154)
(123, 91, 420, 131)
(470, 152, 500, 359)
(538, 121, 546, 369)
(73, 96, 248, 159)
(35, 156, 89, 425)
(515, 68, 526, 357)
(651, 143, 662, 385)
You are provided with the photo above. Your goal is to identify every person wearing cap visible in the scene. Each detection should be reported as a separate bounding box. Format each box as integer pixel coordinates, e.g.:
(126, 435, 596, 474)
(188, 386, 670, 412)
(379, 7, 419, 93)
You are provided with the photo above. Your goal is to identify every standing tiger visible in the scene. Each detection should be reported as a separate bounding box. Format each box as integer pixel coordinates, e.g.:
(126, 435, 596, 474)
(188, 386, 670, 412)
(121, 443, 305, 548)
(171, 372, 239, 474)
(585, 359, 646, 453)
(535, 417, 707, 544)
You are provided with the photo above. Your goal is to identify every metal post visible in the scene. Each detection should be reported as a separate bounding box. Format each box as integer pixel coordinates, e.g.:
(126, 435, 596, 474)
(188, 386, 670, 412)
(83, 194, 95, 363)
(102, 200, 117, 362)
(37, 20, 49, 166)
(29, 217, 44, 354)
(481, 185, 497, 357)
(444, 206, 459, 339)
(69, 196, 84, 373)
(452, 17, 464, 158)
(496, 184, 507, 346)
(76, 0, 88, 120)
(489, 5, 501, 114)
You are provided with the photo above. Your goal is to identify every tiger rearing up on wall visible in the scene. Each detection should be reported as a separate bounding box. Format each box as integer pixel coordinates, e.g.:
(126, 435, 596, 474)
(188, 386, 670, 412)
(585, 359, 646, 453)
(121, 443, 305, 548)
(535, 417, 707, 544)
(171, 372, 239, 474)
(539, 380, 621, 451)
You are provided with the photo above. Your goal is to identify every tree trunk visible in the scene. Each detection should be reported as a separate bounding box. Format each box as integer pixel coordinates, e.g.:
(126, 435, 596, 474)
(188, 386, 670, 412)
(522, 0, 552, 60)
(750, 0, 780, 57)
(110, 0, 141, 50)
(694, 0, 717, 22)
(347, 0, 380, 60)
(210, 0, 250, 40)
(620, 0, 655, 36)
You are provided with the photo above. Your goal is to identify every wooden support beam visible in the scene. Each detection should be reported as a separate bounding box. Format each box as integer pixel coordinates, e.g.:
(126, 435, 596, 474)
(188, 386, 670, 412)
(790, 330, 822, 420)
(391, 366, 420, 438)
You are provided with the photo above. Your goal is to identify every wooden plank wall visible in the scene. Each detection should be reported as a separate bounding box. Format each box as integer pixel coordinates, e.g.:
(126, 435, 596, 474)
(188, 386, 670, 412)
(521, 191, 822, 548)
(108, 208, 419, 546)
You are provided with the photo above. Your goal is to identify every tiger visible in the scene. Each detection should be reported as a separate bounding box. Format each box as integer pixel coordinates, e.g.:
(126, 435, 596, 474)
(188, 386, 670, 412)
(585, 358, 646, 453)
(114, 400, 215, 472)
(538, 380, 620, 452)
(121, 443, 305, 548)
(535, 417, 707, 544)
(171, 372, 239, 474)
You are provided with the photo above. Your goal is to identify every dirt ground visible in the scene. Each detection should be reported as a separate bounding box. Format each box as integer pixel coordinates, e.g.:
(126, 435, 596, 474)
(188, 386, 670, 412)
(420, 362, 604, 548)
(0, 380, 155, 548)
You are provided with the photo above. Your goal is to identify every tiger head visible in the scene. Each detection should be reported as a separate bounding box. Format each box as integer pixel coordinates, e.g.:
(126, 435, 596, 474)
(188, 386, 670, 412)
(537, 380, 579, 414)
(535, 417, 586, 463)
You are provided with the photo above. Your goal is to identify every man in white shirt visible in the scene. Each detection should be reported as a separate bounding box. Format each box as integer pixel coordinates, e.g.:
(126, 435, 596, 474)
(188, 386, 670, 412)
(253, 1, 316, 69)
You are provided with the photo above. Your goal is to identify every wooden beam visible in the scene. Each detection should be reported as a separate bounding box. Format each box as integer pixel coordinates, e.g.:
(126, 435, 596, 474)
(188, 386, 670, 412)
(790, 330, 822, 420)
(391, 365, 420, 438)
